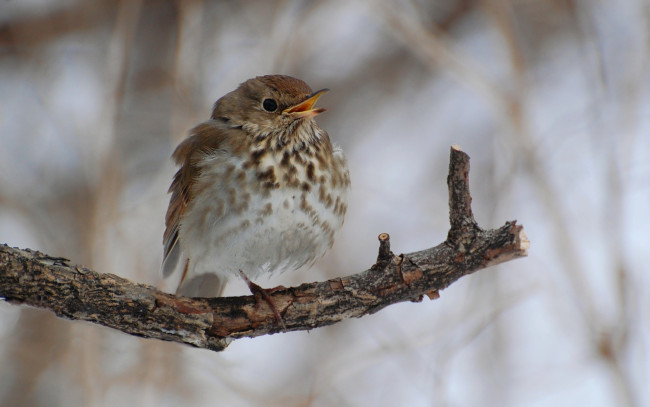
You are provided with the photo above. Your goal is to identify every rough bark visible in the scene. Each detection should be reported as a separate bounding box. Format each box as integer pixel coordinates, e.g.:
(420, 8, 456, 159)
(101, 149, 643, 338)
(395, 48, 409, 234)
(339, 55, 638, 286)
(0, 146, 529, 352)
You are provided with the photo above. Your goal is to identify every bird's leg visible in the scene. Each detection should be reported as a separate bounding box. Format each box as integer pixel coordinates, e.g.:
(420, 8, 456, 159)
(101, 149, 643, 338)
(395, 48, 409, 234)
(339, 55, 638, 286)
(239, 270, 287, 330)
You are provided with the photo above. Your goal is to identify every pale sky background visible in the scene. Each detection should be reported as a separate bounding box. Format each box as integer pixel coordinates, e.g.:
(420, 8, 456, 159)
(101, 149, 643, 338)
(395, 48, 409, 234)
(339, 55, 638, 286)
(1, 1, 648, 406)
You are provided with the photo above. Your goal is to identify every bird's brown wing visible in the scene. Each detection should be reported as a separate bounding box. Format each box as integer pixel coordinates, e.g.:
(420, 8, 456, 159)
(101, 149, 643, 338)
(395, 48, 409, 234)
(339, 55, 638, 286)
(162, 120, 238, 278)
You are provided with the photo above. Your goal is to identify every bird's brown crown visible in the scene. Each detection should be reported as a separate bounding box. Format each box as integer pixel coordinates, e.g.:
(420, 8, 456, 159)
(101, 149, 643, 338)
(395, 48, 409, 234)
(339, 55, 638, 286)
(256, 75, 313, 98)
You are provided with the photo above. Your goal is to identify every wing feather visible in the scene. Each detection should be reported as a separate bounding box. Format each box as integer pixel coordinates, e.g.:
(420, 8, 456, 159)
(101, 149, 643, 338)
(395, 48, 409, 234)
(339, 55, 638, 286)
(162, 120, 238, 278)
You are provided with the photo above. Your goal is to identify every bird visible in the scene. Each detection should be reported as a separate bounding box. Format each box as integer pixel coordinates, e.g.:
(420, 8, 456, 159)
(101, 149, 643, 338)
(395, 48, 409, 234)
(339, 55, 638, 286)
(162, 75, 350, 301)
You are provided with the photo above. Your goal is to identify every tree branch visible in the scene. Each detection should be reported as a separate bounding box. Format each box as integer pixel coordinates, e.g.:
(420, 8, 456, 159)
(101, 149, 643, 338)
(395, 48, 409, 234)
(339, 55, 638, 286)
(0, 145, 529, 351)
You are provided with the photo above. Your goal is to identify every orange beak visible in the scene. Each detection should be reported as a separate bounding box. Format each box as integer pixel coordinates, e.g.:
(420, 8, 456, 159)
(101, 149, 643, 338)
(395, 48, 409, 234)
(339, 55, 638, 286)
(283, 88, 329, 119)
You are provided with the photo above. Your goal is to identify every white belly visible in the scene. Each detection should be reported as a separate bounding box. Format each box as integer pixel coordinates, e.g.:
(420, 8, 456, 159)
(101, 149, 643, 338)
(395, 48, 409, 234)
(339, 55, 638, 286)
(179, 149, 348, 285)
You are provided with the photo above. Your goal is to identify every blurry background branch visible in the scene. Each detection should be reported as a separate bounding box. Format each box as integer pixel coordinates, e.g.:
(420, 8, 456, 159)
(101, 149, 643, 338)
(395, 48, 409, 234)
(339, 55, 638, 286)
(0, 147, 528, 352)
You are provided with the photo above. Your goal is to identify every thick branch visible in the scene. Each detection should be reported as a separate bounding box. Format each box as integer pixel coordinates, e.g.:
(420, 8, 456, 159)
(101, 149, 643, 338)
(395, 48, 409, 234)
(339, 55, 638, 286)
(0, 146, 529, 351)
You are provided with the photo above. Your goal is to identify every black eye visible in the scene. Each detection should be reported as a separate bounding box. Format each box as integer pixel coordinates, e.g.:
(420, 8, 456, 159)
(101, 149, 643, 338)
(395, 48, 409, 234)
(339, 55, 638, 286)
(262, 98, 278, 112)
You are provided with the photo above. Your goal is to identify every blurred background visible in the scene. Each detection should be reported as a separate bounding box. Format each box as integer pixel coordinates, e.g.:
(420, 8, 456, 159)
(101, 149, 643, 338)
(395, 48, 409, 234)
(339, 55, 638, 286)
(1, 0, 648, 406)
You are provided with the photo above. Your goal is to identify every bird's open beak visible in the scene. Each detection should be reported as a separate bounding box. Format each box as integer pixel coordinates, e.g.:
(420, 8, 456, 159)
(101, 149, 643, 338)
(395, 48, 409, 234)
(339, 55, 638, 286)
(283, 88, 329, 119)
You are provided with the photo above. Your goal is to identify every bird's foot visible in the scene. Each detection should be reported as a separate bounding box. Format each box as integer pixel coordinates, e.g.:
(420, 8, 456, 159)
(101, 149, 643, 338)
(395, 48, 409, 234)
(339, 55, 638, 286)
(239, 270, 287, 330)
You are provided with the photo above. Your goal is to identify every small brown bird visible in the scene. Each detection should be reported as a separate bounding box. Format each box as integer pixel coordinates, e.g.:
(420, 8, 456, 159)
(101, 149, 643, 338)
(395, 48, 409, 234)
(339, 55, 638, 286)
(163, 75, 350, 297)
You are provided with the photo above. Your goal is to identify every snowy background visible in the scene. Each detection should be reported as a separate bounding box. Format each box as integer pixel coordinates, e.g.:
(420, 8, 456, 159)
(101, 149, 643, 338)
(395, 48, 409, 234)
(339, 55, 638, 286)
(1, 1, 648, 406)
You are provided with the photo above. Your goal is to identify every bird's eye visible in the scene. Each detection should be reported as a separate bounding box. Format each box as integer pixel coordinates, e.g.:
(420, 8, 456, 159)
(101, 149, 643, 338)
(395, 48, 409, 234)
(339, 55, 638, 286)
(262, 98, 278, 112)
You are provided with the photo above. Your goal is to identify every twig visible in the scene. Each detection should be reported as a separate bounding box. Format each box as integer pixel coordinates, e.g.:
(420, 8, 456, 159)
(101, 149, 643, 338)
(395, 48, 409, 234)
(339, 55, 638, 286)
(0, 146, 529, 352)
